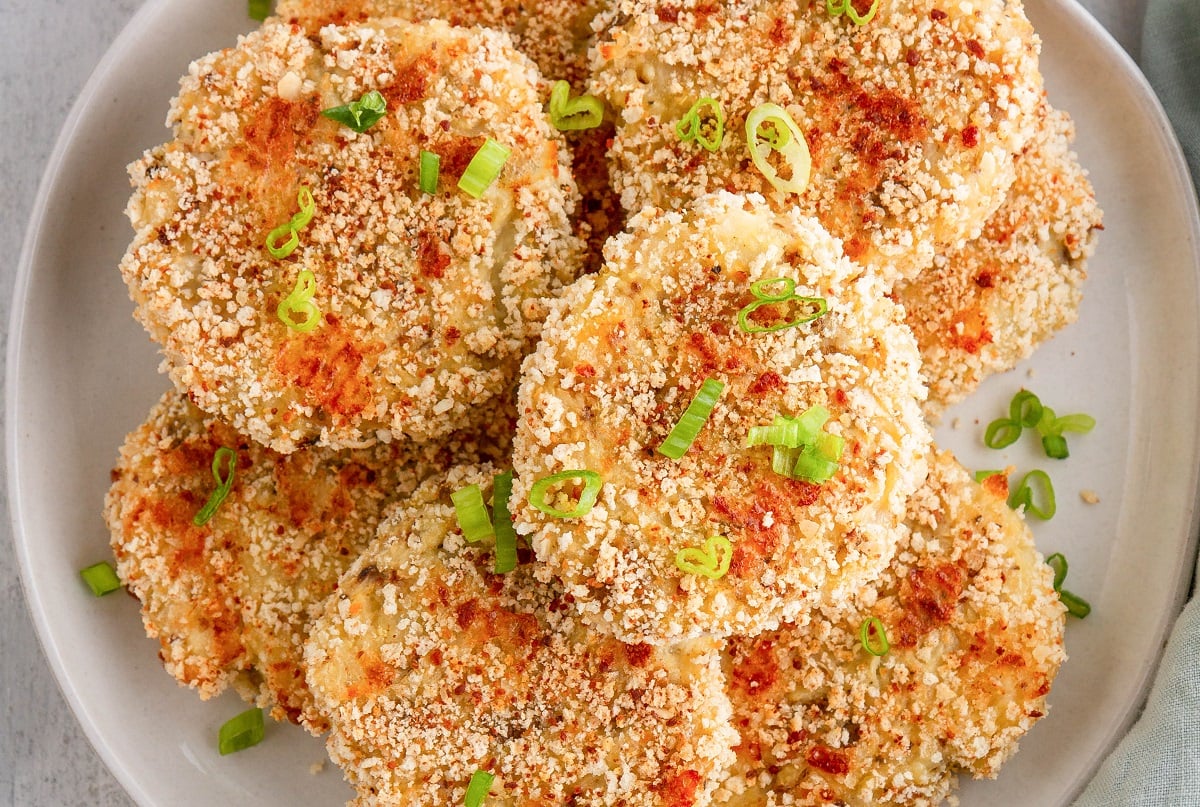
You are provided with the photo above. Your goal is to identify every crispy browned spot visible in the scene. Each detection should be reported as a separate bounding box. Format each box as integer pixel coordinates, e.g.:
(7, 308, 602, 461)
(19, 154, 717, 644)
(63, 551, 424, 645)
(894, 562, 967, 647)
(946, 308, 993, 354)
(658, 769, 703, 807)
(275, 321, 378, 420)
(727, 635, 780, 699)
(807, 744, 851, 776)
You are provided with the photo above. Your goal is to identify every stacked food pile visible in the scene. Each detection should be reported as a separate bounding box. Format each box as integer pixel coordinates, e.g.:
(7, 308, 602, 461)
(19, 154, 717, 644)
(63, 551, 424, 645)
(102, 1, 1101, 804)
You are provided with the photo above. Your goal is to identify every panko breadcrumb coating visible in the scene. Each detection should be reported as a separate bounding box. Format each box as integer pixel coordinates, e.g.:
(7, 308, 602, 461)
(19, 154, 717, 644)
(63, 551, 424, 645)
(120, 19, 582, 453)
(274, 0, 624, 272)
(897, 102, 1102, 415)
(512, 192, 931, 645)
(304, 463, 737, 807)
(717, 450, 1066, 806)
(590, 0, 1044, 281)
(104, 388, 515, 731)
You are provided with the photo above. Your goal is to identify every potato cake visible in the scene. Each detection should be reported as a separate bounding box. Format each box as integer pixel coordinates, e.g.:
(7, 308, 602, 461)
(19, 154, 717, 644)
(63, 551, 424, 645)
(304, 463, 737, 806)
(120, 19, 581, 453)
(590, 0, 1044, 281)
(897, 102, 1103, 415)
(511, 192, 931, 645)
(718, 450, 1067, 806)
(104, 389, 515, 731)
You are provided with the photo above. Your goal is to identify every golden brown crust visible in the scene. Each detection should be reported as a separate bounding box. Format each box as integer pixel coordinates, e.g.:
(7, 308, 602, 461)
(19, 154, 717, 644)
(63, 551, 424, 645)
(717, 450, 1067, 806)
(304, 463, 738, 806)
(590, 0, 1044, 281)
(896, 101, 1103, 415)
(512, 192, 930, 644)
(104, 389, 514, 731)
(120, 19, 581, 452)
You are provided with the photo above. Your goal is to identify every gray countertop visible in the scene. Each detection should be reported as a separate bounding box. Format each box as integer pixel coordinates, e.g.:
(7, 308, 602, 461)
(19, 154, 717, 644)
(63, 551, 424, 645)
(0, 1, 1151, 804)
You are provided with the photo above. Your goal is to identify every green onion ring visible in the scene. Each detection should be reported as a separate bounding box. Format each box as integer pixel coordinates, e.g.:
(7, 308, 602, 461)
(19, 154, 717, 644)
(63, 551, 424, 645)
(983, 417, 1022, 449)
(218, 708, 265, 755)
(80, 561, 122, 597)
(1045, 552, 1068, 591)
(464, 770, 495, 807)
(492, 471, 518, 573)
(844, 0, 881, 24)
(528, 470, 603, 518)
(277, 269, 322, 332)
(675, 97, 725, 152)
(658, 378, 725, 460)
(265, 223, 300, 259)
(193, 447, 237, 527)
(737, 276, 828, 334)
(1009, 469, 1056, 519)
(548, 80, 604, 131)
(859, 616, 889, 656)
(675, 535, 733, 579)
(1009, 390, 1044, 428)
(745, 103, 812, 195)
(749, 277, 796, 302)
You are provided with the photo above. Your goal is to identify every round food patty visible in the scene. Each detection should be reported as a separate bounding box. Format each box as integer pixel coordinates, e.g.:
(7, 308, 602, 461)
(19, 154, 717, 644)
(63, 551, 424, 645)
(512, 191, 931, 645)
(104, 388, 514, 731)
(304, 463, 737, 807)
(120, 18, 581, 453)
(897, 101, 1103, 416)
(718, 450, 1067, 806)
(590, 0, 1044, 281)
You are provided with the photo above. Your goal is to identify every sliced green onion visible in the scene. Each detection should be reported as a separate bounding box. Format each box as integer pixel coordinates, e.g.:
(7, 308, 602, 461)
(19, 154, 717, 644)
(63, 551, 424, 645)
(1042, 434, 1070, 459)
(528, 470, 603, 518)
(452, 483, 495, 543)
(771, 444, 801, 477)
(658, 378, 725, 460)
(248, 0, 271, 21)
(745, 103, 812, 195)
(1045, 553, 1069, 591)
(983, 418, 1021, 449)
(676, 97, 725, 152)
(1009, 469, 1056, 519)
(859, 617, 889, 656)
(793, 450, 839, 483)
(826, 0, 881, 24)
(1009, 390, 1044, 428)
(321, 90, 388, 133)
(80, 561, 122, 597)
(419, 150, 440, 194)
(276, 269, 322, 332)
(1059, 589, 1092, 619)
(458, 138, 511, 199)
(737, 276, 828, 334)
(675, 535, 733, 579)
(973, 469, 1004, 484)
(548, 80, 604, 131)
(265, 186, 316, 259)
(465, 770, 494, 807)
(218, 708, 265, 755)
(193, 447, 237, 527)
(752, 406, 842, 484)
(1053, 413, 1097, 434)
(492, 471, 518, 573)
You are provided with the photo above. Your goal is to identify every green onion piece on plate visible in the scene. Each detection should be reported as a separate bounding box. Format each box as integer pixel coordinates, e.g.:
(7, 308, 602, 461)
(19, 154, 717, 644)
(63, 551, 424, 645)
(464, 770, 494, 807)
(675, 535, 733, 579)
(218, 707, 265, 755)
(1009, 389, 1044, 428)
(1044, 553, 1090, 618)
(193, 447, 237, 527)
(80, 561, 122, 597)
(1045, 552, 1069, 591)
(745, 103, 812, 194)
(676, 97, 725, 152)
(321, 90, 388, 133)
(248, 0, 271, 21)
(1042, 434, 1070, 459)
(458, 138, 511, 199)
(491, 471, 518, 573)
(451, 483, 495, 543)
(859, 616, 889, 656)
(419, 150, 441, 194)
(983, 417, 1021, 450)
(658, 378, 725, 460)
(548, 80, 604, 131)
(528, 470, 603, 518)
(1008, 469, 1056, 519)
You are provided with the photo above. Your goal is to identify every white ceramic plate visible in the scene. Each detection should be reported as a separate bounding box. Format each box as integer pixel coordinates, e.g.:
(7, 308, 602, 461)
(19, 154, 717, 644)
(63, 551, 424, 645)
(9, 0, 1200, 805)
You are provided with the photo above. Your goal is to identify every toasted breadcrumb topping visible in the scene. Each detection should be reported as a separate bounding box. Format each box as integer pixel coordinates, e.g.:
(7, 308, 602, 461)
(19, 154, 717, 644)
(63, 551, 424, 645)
(104, 388, 515, 731)
(590, 0, 1044, 281)
(120, 19, 582, 452)
(512, 192, 931, 644)
(717, 450, 1067, 806)
(897, 101, 1102, 415)
(304, 463, 737, 806)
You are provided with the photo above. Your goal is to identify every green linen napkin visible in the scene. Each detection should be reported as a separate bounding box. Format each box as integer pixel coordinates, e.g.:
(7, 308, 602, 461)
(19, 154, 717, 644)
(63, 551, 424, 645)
(1073, 2, 1199, 804)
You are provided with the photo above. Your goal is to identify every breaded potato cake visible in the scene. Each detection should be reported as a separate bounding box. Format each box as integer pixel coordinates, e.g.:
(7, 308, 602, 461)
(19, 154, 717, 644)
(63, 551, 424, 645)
(896, 102, 1102, 415)
(718, 450, 1066, 806)
(304, 463, 737, 806)
(590, 0, 1045, 281)
(274, 0, 625, 272)
(120, 19, 581, 453)
(511, 192, 931, 645)
(104, 388, 515, 731)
